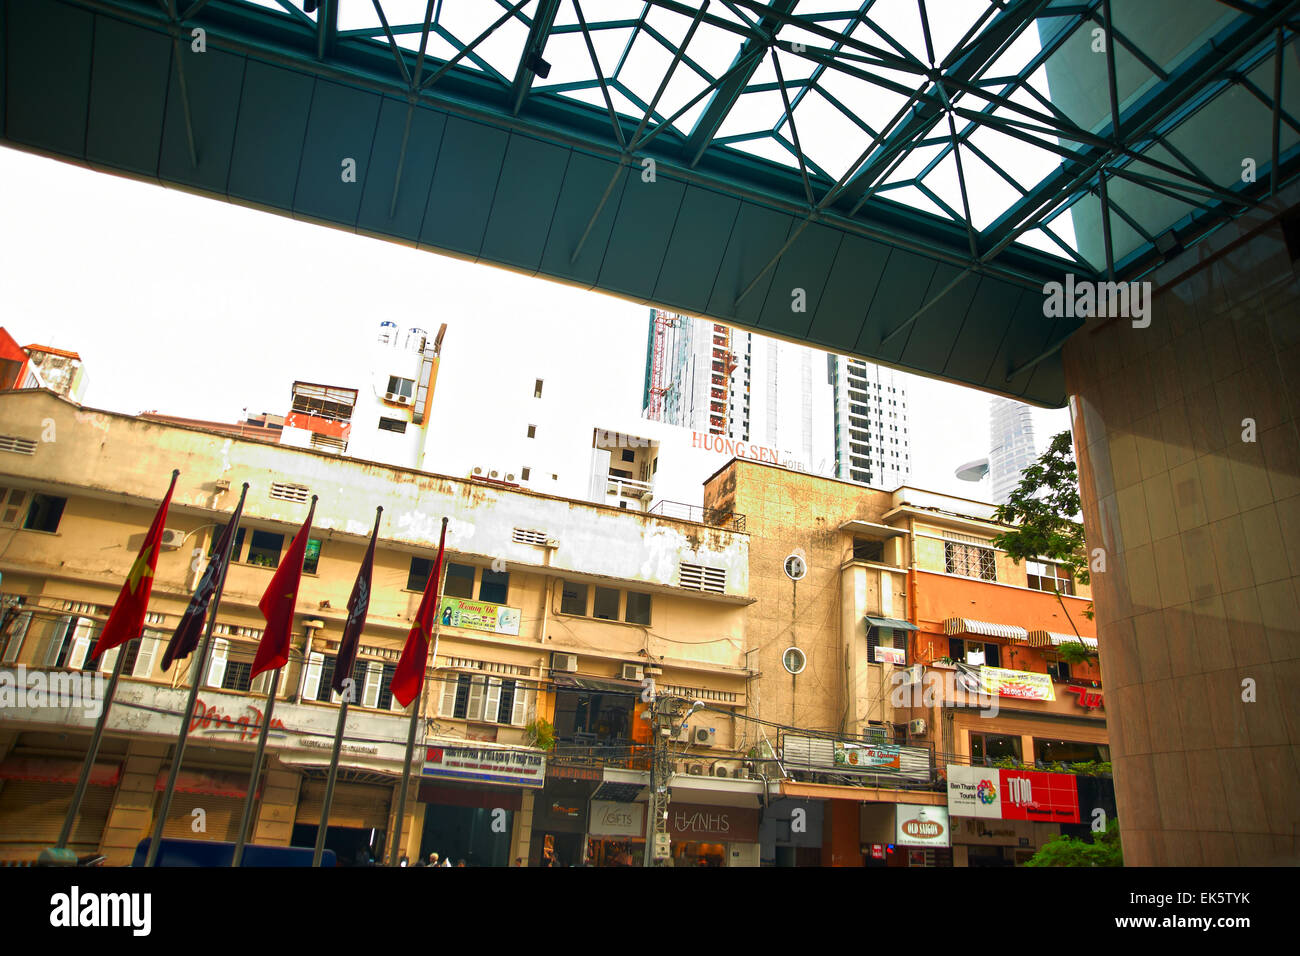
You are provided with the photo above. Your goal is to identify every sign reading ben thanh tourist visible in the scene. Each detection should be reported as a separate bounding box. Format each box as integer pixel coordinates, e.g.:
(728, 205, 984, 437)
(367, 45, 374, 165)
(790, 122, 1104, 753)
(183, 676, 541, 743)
(438, 596, 521, 636)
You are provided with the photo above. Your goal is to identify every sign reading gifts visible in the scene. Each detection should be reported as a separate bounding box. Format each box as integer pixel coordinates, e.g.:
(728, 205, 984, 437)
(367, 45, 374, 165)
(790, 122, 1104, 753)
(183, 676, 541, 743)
(439, 596, 522, 636)
(977, 666, 1056, 701)
(947, 765, 1080, 823)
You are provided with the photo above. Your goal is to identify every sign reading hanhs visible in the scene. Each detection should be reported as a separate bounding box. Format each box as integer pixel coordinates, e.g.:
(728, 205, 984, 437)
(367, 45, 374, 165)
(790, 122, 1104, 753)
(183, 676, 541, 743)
(88, 470, 179, 662)
(162, 483, 250, 671)
(391, 517, 448, 708)
(251, 497, 317, 679)
(333, 507, 382, 695)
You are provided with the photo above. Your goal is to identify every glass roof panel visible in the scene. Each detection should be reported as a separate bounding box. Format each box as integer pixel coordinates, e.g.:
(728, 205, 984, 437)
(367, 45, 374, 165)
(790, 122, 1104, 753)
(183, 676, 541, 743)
(879, 182, 951, 219)
(1110, 0, 1238, 77)
(790, 87, 876, 182)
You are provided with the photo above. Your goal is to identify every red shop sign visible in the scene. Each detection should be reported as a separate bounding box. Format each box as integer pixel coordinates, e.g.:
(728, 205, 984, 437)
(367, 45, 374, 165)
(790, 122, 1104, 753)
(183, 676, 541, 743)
(998, 769, 1080, 824)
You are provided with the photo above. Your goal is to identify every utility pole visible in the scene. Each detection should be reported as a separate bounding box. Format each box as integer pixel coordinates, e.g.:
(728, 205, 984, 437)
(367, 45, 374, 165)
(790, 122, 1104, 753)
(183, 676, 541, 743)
(643, 696, 702, 867)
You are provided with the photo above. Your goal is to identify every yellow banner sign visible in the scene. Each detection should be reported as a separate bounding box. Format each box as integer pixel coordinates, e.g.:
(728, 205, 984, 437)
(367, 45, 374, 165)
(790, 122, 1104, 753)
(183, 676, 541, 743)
(978, 666, 1056, 701)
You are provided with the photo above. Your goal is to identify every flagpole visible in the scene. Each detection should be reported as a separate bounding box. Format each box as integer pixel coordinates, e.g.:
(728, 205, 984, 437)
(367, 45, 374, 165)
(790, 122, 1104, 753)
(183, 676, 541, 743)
(230, 663, 284, 867)
(314, 505, 382, 867)
(146, 482, 249, 868)
(44, 468, 181, 866)
(313, 695, 349, 867)
(232, 494, 316, 867)
(388, 517, 447, 867)
(48, 640, 129, 857)
(389, 678, 426, 867)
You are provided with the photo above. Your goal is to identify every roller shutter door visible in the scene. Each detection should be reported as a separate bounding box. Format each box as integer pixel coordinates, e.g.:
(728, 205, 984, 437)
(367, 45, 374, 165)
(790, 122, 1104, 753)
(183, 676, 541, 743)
(296, 781, 391, 830)
(0, 781, 112, 849)
(161, 794, 245, 841)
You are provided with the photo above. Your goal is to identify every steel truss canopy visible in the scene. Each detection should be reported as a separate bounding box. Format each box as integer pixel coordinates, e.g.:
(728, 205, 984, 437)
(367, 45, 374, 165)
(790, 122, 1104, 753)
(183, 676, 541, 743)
(2, 0, 1297, 407)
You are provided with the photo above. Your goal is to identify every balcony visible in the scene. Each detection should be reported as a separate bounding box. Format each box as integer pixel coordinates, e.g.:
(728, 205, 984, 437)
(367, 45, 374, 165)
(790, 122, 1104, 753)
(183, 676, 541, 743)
(647, 499, 747, 532)
(605, 474, 653, 501)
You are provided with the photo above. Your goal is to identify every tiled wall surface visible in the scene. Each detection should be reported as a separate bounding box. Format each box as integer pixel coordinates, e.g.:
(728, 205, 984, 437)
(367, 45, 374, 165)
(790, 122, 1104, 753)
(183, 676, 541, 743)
(1064, 197, 1300, 865)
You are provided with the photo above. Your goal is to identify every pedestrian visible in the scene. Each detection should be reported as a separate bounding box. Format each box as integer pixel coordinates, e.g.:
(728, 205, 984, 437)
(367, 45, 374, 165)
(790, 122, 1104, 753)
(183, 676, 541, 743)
(399, 855, 409, 867)
(428, 852, 440, 867)
(514, 857, 524, 867)
(455, 859, 466, 868)
(441, 856, 452, 867)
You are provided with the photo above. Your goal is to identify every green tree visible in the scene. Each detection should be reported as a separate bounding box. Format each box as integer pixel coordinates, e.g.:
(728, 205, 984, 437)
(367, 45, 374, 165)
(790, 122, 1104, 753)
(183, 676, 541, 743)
(1023, 819, 1123, 867)
(993, 429, 1094, 620)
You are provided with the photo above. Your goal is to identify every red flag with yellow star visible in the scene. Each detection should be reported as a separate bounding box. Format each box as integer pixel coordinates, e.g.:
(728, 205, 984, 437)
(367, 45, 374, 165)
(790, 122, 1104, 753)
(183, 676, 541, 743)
(251, 497, 317, 679)
(391, 517, 448, 708)
(89, 470, 180, 662)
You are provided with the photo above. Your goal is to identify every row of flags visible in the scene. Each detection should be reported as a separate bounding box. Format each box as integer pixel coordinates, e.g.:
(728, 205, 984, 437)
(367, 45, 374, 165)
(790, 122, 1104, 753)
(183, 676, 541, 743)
(87, 473, 446, 709)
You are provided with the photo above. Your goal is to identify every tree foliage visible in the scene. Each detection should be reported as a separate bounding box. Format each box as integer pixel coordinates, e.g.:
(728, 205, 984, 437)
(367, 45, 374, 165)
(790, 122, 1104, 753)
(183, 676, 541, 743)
(1023, 819, 1123, 867)
(992, 429, 1089, 590)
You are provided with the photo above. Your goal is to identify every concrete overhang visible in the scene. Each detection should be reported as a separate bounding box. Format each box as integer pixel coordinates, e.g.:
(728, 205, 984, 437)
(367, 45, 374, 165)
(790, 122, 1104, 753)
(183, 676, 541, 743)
(837, 519, 905, 538)
(779, 781, 947, 805)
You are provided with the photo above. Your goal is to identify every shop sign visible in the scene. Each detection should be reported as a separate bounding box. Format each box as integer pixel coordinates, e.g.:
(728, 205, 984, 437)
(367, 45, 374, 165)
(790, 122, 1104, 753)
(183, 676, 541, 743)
(977, 666, 1056, 701)
(895, 804, 949, 847)
(947, 765, 1079, 823)
(834, 741, 901, 771)
(191, 699, 287, 744)
(439, 596, 522, 636)
(871, 844, 885, 860)
(873, 646, 905, 665)
(1063, 685, 1104, 709)
(588, 800, 644, 837)
(423, 744, 545, 789)
(667, 803, 759, 842)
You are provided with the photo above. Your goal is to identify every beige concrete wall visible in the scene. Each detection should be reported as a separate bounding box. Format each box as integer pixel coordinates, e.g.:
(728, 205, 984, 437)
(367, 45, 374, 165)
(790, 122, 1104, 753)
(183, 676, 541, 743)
(1064, 190, 1300, 865)
(100, 740, 167, 866)
(251, 764, 301, 847)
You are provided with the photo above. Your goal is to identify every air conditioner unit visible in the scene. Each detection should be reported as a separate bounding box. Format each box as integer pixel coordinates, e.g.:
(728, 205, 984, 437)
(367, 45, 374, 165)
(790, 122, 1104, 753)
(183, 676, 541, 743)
(490, 469, 500, 479)
(551, 653, 578, 673)
(505, 473, 516, 483)
(908, 718, 928, 736)
(160, 529, 185, 551)
(903, 663, 924, 684)
(385, 391, 396, 400)
(621, 664, 644, 682)
(396, 395, 410, 405)
(712, 764, 730, 778)
(692, 727, 716, 747)
(472, 466, 484, 476)
(687, 763, 705, 776)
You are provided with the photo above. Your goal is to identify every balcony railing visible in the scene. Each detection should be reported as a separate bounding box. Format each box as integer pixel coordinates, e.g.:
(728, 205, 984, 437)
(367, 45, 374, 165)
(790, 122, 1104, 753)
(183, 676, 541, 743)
(550, 739, 652, 771)
(605, 475, 653, 500)
(646, 499, 746, 532)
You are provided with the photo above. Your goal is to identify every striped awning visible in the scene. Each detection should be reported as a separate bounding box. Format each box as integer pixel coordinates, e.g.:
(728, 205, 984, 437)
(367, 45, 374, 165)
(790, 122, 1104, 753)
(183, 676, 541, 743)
(1026, 630, 1099, 650)
(865, 616, 919, 631)
(943, 618, 1029, 642)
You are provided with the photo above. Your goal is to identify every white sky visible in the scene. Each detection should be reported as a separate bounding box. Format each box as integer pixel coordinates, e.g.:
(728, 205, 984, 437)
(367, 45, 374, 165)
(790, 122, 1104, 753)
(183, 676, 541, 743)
(0, 144, 1067, 501)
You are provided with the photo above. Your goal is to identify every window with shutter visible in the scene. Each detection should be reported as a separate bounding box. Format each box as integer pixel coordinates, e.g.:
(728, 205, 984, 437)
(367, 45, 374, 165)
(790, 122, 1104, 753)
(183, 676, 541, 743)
(438, 673, 459, 717)
(466, 677, 486, 721)
(207, 638, 229, 687)
(44, 616, 74, 667)
(302, 652, 324, 700)
(483, 677, 502, 723)
(97, 644, 120, 674)
(2, 611, 32, 663)
(498, 680, 516, 725)
(511, 686, 534, 727)
(132, 632, 161, 679)
(363, 662, 383, 709)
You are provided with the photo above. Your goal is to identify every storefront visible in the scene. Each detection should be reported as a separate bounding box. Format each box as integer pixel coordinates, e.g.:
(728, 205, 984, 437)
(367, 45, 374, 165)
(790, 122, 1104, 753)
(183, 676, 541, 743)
(758, 798, 823, 866)
(946, 764, 1083, 866)
(860, 802, 952, 867)
(665, 802, 760, 867)
(585, 798, 644, 866)
(531, 775, 597, 867)
(419, 739, 545, 867)
(0, 755, 120, 855)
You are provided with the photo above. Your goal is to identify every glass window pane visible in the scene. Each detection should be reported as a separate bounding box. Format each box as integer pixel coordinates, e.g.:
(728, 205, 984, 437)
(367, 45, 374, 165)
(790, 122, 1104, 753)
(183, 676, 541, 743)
(625, 592, 651, 625)
(560, 581, 588, 616)
(479, 569, 509, 604)
(247, 530, 284, 568)
(593, 587, 619, 621)
(444, 563, 475, 599)
(303, 538, 322, 575)
(407, 557, 432, 592)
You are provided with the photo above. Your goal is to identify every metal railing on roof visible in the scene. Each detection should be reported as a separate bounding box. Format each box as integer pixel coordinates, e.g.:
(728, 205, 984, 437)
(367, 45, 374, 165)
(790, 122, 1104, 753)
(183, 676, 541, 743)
(646, 500, 746, 532)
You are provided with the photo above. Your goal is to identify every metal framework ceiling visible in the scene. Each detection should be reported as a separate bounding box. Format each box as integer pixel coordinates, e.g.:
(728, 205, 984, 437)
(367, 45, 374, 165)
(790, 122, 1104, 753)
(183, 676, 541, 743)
(2, 0, 1298, 408)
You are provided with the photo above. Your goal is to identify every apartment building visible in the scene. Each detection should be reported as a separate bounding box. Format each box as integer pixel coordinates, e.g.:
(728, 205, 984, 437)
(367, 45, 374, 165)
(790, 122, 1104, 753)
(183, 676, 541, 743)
(703, 460, 1108, 867)
(0, 389, 756, 867)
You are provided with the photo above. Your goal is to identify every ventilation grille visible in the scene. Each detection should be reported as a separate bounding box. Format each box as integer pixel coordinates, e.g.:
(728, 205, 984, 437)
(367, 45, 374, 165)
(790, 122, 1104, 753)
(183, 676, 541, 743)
(310, 433, 347, 454)
(0, 435, 36, 456)
(145, 611, 167, 625)
(678, 563, 726, 594)
(443, 656, 531, 676)
(270, 482, 311, 503)
(512, 528, 547, 546)
(62, 601, 107, 616)
(213, 623, 264, 640)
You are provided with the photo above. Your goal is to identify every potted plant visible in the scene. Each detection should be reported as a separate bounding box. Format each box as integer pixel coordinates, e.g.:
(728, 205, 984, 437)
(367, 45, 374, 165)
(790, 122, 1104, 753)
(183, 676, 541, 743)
(523, 717, 555, 752)
(1056, 641, 1095, 665)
